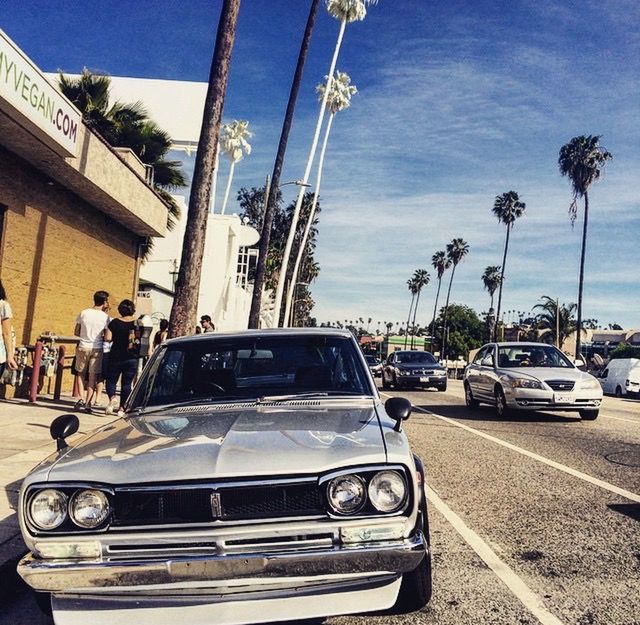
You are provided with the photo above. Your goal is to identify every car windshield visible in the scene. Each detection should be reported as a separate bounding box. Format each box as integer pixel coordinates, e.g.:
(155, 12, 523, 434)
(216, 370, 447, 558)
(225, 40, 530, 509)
(395, 351, 437, 365)
(129, 334, 373, 409)
(497, 345, 574, 369)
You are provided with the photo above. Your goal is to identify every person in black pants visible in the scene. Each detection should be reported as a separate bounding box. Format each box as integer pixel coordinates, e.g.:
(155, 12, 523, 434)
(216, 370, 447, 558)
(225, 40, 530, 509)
(105, 300, 138, 416)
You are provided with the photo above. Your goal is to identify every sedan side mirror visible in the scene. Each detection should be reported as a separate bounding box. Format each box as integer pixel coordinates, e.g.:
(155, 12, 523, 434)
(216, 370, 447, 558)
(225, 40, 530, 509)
(50, 414, 80, 451)
(385, 397, 412, 432)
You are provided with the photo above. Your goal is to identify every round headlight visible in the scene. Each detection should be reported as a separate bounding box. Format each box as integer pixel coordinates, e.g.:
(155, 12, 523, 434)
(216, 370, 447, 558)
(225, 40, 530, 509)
(368, 471, 407, 513)
(29, 489, 68, 530)
(70, 490, 110, 528)
(327, 475, 366, 514)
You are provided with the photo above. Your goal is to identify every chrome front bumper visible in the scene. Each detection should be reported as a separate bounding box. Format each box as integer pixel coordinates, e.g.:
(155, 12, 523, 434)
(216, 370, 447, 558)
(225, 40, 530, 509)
(18, 532, 426, 594)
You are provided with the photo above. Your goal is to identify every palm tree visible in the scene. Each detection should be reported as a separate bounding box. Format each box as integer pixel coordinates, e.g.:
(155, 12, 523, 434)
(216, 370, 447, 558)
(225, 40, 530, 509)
(169, 0, 241, 336)
(273, 0, 378, 325)
(410, 269, 430, 349)
(492, 190, 525, 341)
(441, 238, 470, 359)
(249, 0, 321, 329)
(404, 277, 418, 349)
(283, 71, 357, 325)
(482, 265, 502, 312)
(558, 135, 612, 358)
(428, 251, 450, 353)
(219, 119, 253, 214)
(533, 296, 576, 348)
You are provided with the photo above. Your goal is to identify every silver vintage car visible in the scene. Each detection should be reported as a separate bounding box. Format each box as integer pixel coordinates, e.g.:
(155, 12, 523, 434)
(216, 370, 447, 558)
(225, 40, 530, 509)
(17, 329, 431, 625)
(463, 342, 603, 419)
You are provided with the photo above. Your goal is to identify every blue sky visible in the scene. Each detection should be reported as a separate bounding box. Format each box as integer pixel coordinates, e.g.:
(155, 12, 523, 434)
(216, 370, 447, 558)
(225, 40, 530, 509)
(3, 0, 639, 328)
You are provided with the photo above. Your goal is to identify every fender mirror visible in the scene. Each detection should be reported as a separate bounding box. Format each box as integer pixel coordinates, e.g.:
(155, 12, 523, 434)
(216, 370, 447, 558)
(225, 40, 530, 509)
(50, 414, 80, 451)
(384, 397, 412, 432)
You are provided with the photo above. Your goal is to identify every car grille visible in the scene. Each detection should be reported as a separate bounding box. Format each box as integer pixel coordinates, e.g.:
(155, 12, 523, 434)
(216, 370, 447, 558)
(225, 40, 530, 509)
(545, 379, 576, 391)
(111, 482, 324, 527)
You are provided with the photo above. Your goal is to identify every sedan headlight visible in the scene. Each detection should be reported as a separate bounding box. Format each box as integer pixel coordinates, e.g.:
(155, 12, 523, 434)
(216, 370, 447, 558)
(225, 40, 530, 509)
(510, 378, 543, 389)
(434, 369, 446, 376)
(368, 471, 407, 513)
(578, 377, 601, 390)
(29, 489, 68, 530)
(70, 490, 110, 528)
(327, 475, 366, 514)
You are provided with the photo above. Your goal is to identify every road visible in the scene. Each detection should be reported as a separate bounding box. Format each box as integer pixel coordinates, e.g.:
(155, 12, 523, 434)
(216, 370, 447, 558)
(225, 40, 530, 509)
(3, 382, 639, 625)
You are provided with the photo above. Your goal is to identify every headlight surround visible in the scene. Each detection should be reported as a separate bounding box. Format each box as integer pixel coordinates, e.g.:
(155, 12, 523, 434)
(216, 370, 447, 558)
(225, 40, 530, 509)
(578, 377, 601, 390)
(327, 475, 366, 514)
(368, 471, 407, 513)
(434, 369, 446, 376)
(510, 378, 543, 389)
(69, 489, 110, 528)
(29, 489, 68, 530)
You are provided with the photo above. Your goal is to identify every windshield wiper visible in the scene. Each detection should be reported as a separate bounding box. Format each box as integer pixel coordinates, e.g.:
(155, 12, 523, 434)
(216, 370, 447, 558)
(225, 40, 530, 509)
(257, 391, 365, 403)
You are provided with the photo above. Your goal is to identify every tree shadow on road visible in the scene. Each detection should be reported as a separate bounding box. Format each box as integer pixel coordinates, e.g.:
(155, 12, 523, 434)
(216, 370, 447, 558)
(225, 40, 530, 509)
(411, 402, 581, 424)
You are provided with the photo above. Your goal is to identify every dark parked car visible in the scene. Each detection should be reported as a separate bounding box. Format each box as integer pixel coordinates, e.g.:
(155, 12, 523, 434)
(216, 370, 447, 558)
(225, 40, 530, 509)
(18, 329, 432, 624)
(382, 350, 447, 391)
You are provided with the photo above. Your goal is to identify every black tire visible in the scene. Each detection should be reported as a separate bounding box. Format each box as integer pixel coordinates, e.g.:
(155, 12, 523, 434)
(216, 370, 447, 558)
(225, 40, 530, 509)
(34, 591, 52, 616)
(615, 386, 623, 398)
(393, 374, 401, 390)
(494, 387, 511, 418)
(464, 382, 479, 408)
(437, 382, 447, 392)
(381, 373, 388, 390)
(394, 506, 432, 613)
(580, 409, 599, 420)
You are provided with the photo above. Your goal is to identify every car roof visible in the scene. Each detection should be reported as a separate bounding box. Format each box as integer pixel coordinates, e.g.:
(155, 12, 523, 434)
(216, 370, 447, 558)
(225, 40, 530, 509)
(491, 342, 557, 348)
(164, 327, 355, 346)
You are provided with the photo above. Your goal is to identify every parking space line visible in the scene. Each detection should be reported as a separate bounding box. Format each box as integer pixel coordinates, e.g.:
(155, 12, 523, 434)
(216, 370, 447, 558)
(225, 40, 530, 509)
(410, 402, 640, 503)
(426, 485, 566, 625)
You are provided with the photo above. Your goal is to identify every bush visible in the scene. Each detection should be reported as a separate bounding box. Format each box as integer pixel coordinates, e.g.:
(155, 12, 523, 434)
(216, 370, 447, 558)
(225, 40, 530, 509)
(609, 342, 640, 359)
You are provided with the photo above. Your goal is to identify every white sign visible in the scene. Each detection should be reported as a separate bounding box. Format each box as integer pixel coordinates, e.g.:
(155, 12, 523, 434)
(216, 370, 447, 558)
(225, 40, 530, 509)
(0, 30, 81, 157)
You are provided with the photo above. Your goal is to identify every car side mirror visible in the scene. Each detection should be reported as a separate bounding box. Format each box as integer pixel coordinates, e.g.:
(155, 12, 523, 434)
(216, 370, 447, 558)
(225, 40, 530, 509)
(385, 397, 412, 432)
(481, 355, 494, 367)
(50, 414, 80, 451)
(574, 359, 586, 370)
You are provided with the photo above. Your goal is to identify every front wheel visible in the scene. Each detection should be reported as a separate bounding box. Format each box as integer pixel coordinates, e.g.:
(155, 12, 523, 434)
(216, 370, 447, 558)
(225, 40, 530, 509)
(580, 409, 599, 420)
(615, 386, 623, 398)
(494, 388, 511, 418)
(437, 382, 447, 392)
(381, 373, 389, 390)
(464, 382, 479, 408)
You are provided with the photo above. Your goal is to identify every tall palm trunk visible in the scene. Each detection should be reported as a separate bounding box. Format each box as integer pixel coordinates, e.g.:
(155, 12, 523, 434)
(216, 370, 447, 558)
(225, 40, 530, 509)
(429, 277, 442, 353)
(410, 289, 422, 350)
(248, 0, 320, 328)
(220, 160, 236, 214)
(284, 112, 334, 326)
(494, 224, 511, 341)
(575, 191, 589, 358)
(273, 18, 347, 326)
(169, 0, 240, 337)
(404, 294, 415, 349)
(441, 265, 457, 360)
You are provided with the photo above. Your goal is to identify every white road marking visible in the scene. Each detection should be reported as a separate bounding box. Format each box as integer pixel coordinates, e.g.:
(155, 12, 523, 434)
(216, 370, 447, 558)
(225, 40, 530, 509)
(387, 394, 640, 503)
(426, 485, 566, 625)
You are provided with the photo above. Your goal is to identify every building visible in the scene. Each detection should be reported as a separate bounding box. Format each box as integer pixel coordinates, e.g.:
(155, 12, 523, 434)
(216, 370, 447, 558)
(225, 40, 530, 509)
(0, 30, 167, 347)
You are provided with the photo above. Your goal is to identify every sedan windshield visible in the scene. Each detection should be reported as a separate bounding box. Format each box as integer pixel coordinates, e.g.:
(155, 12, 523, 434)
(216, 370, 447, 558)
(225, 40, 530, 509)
(497, 345, 573, 369)
(129, 335, 373, 409)
(395, 351, 437, 365)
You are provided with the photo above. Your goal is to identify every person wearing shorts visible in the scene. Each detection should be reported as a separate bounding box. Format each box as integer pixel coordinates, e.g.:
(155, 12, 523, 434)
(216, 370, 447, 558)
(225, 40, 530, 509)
(74, 290, 110, 413)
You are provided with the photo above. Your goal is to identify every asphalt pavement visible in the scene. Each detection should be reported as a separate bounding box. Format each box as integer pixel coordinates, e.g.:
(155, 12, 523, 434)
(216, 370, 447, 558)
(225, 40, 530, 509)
(2, 382, 638, 625)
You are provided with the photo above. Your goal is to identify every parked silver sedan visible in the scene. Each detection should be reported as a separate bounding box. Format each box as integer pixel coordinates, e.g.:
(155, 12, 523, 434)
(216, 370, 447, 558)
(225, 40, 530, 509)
(463, 342, 602, 419)
(17, 329, 431, 625)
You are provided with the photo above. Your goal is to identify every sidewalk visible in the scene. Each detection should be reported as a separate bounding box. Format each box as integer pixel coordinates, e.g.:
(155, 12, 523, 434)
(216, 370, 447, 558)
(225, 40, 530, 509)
(0, 394, 109, 602)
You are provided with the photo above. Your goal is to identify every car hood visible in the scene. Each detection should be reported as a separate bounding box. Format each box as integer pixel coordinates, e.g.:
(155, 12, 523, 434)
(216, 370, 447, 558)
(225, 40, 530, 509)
(395, 363, 443, 371)
(502, 368, 592, 383)
(43, 401, 387, 485)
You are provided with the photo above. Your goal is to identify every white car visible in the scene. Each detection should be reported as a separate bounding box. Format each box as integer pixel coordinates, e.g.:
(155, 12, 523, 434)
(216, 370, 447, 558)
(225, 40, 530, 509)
(463, 342, 603, 420)
(598, 357, 640, 398)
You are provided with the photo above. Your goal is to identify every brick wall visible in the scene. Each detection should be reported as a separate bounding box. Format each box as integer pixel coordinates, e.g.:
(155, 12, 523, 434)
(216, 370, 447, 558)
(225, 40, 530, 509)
(0, 145, 139, 346)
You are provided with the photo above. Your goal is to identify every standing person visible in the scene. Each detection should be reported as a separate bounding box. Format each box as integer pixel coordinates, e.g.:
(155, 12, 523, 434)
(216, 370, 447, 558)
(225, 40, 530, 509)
(105, 300, 138, 416)
(0, 280, 18, 378)
(74, 290, 110, 413)
(94, 302, 112, 407)
(200, 315, 215, 333)
(153, 319, 169, 350)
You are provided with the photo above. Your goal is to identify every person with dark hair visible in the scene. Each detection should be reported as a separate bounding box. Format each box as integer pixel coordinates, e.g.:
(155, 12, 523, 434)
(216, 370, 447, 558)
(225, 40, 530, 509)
(200, 314, 215, 333)
(74, 290, 110, 412)
(105, 299, 138, 416)
(0, 280, 18, 377)
(153, 318, 169, 350)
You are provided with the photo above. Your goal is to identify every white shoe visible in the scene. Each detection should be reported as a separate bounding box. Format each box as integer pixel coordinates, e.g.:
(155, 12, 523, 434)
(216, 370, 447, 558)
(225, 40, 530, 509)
(105, 399, 118, 415)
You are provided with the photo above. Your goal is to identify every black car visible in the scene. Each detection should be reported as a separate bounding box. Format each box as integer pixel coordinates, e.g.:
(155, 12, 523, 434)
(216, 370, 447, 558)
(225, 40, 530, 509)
(382, 350, 447, 391)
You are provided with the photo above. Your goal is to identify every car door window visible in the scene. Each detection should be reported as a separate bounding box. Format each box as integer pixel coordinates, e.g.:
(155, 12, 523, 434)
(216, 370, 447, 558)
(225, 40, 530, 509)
(473, 347, 488, 364)
(601, 369, 608, 378)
